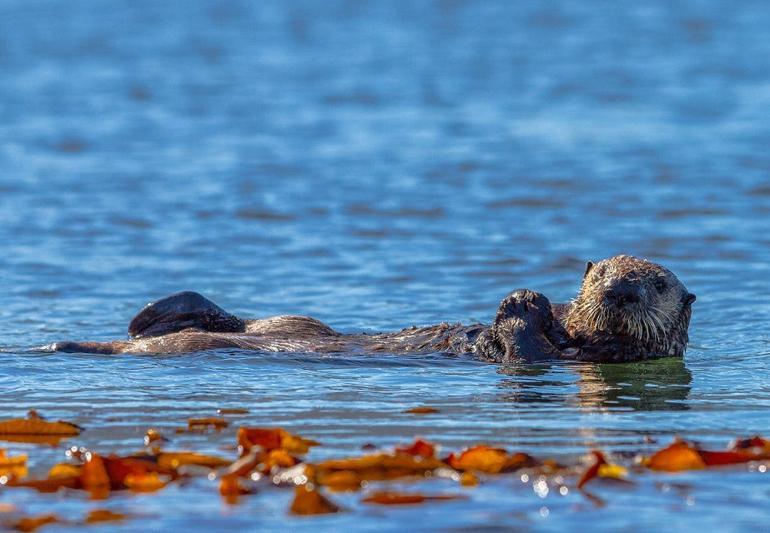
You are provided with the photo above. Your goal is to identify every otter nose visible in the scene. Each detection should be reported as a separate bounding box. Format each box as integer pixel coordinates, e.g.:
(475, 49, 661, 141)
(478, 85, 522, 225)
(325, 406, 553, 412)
(604, 282, 639, 308)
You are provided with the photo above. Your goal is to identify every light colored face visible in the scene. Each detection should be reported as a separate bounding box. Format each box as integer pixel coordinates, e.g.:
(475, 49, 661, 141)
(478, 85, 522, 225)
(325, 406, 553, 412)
(568, 255, 695, 344)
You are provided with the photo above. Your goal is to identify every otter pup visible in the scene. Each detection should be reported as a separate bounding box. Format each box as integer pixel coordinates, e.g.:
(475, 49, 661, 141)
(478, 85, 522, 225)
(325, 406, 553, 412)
(49, 255, 695, 363)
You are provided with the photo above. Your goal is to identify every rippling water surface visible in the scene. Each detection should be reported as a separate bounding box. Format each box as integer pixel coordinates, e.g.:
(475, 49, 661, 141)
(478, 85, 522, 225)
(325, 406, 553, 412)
(1, 0, 770, 530)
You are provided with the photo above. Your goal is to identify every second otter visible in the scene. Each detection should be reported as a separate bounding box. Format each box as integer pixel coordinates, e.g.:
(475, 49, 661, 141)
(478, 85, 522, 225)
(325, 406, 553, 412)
(49, 255, 696, 363)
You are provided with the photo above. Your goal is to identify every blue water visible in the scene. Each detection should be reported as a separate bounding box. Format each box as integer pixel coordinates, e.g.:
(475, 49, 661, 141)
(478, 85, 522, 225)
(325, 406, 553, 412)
(1, 0, 770, 530)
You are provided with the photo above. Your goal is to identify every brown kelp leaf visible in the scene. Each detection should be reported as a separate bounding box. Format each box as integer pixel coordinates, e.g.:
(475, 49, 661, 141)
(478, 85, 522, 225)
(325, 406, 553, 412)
(0, 416, 81, 437)
(102, 455, 170, 488)
(0, 435, 67, 446)
(188, 418, 228, 431)
(85, 509, 127, 523)
(81, 453, 110, 497)
(316, 470, 361, 491)
(11, 513, 59, 532)
(124, 472, 168, 492)
(717, 436, 770, 463)
(224, 447, 300, 479)
(310, 452, 446, 488)
(362, 491, 466, 505)
(289, 485, 340, 515)
(238, 427, 319, 455)
(395, 439, 436, 458)
(238, 428, 280, 451)
(697, 450, 759, 466)
(225, 449, 263, 478)
(577, 451, 606, 489)
(314, 452, 445, 473)
(263, 449, 299, 471)
(3, 475, 80, 493)
(643, 440, 706, 472)
(219, 474, 256, 503)
(48, 463, 82, 479)
(0, 449, 27, 467)
(0, 449, 28, 478)
(156, 451, 231, 470)
(644, 438, 762, 470)
(597, 463, 629, 480)
(218, 408, 250, 415)
(405, 407, 439, 414)
(447, 446, 535, 474)
(731, 436, 770, 453)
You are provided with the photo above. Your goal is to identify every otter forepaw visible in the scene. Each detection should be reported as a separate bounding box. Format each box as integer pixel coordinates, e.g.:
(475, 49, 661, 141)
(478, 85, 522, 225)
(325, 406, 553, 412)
(474, 289, 559, 363)
(494, 289, 553, 331)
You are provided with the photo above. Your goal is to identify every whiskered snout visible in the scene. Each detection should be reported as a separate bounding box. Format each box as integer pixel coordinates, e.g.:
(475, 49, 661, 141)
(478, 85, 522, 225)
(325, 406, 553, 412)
(565, 255, 694, 359)
(602, 279, 643, 309)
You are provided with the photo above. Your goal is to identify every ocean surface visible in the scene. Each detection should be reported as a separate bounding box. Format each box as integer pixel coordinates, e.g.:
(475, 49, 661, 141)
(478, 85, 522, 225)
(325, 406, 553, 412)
(1, 0, 770, 530)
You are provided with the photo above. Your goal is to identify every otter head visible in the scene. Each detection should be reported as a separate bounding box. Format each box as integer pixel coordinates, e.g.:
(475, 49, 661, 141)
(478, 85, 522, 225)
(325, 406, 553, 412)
(565, 255, 696, 361)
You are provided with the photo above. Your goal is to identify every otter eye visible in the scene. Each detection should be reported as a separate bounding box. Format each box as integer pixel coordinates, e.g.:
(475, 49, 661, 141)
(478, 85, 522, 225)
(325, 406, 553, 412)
(653, 279, 667, 293)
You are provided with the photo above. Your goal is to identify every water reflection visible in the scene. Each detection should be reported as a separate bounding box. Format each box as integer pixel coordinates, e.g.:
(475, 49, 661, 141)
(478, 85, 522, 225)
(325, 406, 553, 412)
(497, 358, 691, 411)
(585, 358, 692, 411)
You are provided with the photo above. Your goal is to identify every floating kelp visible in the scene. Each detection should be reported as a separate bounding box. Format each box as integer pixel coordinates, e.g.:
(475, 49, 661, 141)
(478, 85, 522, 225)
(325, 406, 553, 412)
(2, 412, 770, 530)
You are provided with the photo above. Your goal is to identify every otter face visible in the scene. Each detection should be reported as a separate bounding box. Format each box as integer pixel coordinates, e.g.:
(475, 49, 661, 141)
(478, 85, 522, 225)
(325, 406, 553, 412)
(566, 255, 696, 357)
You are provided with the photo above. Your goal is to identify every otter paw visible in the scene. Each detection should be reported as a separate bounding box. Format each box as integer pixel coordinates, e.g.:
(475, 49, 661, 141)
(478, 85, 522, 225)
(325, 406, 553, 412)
(494, 289, 552, 331)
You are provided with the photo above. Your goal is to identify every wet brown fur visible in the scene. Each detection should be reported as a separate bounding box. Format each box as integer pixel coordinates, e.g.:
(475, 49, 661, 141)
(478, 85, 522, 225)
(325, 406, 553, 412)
(562, 255, 695, 362)
(48, 255, 694, 363)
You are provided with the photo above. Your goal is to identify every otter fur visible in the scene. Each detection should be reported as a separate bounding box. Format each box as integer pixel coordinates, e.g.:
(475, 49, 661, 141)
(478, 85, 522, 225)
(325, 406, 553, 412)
(48, 255, 695, 363)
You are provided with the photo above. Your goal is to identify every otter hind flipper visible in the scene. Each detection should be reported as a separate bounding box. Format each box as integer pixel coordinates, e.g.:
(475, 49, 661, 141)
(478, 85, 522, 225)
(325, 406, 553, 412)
(128, 291, 246, 338)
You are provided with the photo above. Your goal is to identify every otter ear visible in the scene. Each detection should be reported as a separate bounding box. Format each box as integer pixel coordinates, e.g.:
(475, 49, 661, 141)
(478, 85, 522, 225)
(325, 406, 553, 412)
(683, 293, 696, 306)
(583, 261, 594, 279)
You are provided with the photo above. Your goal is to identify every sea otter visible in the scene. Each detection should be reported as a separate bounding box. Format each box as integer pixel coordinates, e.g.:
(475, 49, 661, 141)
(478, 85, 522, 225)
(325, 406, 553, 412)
(48, 255, 695, 363)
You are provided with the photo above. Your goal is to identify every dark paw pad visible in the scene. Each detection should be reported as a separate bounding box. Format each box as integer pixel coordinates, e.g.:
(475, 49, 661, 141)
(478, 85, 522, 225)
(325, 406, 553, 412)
(494, 289, 552, 330)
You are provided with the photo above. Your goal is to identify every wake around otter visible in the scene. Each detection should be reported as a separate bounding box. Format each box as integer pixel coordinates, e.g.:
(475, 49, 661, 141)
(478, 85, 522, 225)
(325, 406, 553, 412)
(48, 255, 696, 363)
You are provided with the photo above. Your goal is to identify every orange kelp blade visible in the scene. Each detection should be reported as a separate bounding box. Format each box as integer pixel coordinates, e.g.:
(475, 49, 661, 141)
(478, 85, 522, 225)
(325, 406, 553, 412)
(81, 453, 111, 498)
(643, 438, 770, 471)
(308, 451, 447, 490)
(0, 412, 82, 445)
(730, 436, 770, 453)
(395, 439, 436, 458)
(10, 513, 60, 532)
(218, 408, 250, 415)
(124, 472, 169, 493)
(404, 407, 439, 414)
(187, 418, 229, 431)
(577, 451, 628, 489)
(578, 451, 607, 489)
(3, 475, 81, 493)
(84, 509, 127, 524)
(219, 474, 257, 504)
(238, 427, 319, 455)
(643, 440, 706, 471)
(0, 449, 28, 478)
(362, 491, 466, 505)
(446, 446, 536, 474)
(155, 451, 231, 470)
(289, 485, 340, 515)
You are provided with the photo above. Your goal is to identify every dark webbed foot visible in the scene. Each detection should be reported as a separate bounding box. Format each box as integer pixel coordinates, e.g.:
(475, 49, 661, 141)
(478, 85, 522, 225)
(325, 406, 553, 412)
(475, 289, 560, 363)
(128, 291, 246, 338)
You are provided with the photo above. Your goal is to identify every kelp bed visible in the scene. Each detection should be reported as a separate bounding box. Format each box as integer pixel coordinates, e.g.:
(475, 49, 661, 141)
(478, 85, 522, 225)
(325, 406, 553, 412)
(1, 410, 769, 530)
